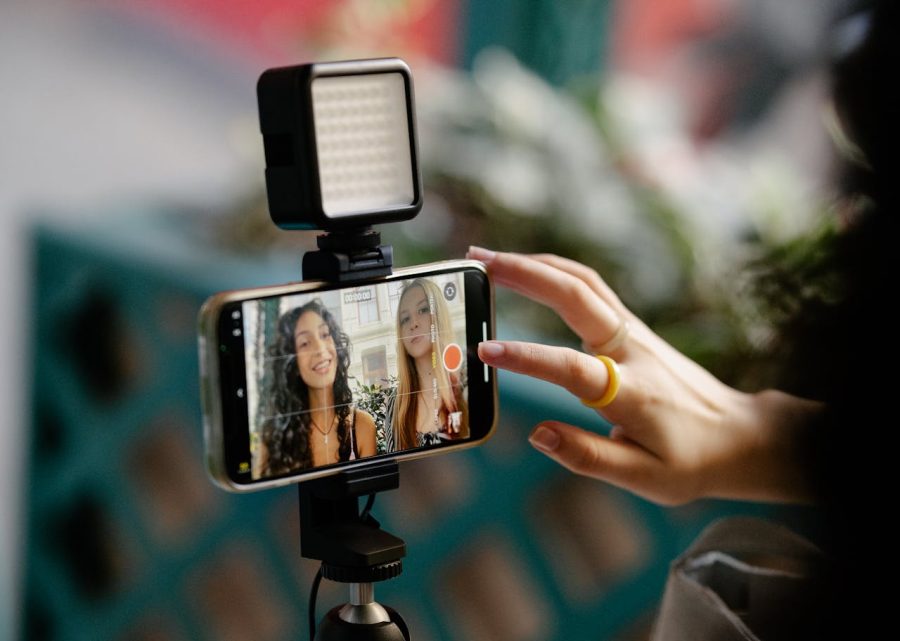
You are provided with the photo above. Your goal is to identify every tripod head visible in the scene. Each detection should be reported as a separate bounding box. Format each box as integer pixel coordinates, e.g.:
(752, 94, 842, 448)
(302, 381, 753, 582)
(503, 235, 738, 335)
(298, 462, 404, 581)
(299, 462, 409, 640)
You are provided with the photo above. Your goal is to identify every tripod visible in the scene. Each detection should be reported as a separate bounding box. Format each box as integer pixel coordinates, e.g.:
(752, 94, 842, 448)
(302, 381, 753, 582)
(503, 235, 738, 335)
(255, 57, 428, 640)
(298, 229, 410, 641)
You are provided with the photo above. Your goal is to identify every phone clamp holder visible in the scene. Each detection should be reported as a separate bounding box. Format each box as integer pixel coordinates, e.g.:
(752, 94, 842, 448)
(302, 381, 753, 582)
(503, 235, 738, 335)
(298, 461, 410, 641)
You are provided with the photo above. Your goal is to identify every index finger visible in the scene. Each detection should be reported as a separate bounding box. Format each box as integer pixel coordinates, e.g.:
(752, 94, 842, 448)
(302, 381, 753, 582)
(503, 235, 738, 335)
(469, 248, 623, 353)
(529, 253, 631, 320)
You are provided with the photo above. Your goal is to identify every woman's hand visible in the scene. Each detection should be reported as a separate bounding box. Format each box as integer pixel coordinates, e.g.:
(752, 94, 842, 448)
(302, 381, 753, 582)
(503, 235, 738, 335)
(468, 246, 821, 505)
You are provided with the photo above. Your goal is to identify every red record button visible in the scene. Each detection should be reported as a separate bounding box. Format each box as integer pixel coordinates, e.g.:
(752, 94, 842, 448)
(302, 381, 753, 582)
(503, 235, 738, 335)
(442, 343, 463, 372)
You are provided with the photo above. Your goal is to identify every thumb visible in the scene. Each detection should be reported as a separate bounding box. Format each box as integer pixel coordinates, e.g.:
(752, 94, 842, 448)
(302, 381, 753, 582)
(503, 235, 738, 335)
(528, 421, 658, 492)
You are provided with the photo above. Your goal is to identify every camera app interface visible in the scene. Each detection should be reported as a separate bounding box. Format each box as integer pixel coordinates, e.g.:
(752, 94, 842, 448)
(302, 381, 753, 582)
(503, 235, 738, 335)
(241, 275, 468, 479)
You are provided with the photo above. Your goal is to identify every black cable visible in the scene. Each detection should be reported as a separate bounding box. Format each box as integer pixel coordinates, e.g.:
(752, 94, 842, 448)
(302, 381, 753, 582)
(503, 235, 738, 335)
(308, 563, 324, 641)
(360, 492, 376, 522)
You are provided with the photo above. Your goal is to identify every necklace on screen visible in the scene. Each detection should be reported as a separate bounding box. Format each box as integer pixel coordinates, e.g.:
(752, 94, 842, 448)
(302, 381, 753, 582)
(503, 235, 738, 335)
(311, 413, 337, 447)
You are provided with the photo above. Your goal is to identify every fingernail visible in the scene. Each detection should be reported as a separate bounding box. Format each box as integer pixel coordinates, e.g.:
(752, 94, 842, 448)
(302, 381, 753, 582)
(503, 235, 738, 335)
(478, 340, 505, 360)
(529, 425, 560, 453)
(467, 245, 496, 264)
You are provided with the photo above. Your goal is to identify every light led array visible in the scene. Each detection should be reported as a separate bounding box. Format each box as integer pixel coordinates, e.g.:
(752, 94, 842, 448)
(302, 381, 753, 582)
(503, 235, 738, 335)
(258, 57, 421, 229)
(311, 73, 415, 218)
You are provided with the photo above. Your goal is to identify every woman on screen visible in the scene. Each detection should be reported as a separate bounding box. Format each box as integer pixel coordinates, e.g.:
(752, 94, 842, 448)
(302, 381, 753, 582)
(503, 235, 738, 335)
(386, 278, 468, 451)
(257, 299, 376, 477)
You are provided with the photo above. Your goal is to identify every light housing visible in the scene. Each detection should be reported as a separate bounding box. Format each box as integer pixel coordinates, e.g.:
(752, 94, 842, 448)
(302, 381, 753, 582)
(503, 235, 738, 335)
(257, 58, 423, 230)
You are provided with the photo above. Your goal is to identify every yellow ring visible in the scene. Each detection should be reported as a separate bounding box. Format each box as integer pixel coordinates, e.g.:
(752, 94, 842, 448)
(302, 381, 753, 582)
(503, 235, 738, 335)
(580, 355, 621, 409)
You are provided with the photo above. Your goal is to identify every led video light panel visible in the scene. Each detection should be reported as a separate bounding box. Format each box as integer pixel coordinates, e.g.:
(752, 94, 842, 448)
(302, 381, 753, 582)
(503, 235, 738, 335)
(311, 73, 415, 217)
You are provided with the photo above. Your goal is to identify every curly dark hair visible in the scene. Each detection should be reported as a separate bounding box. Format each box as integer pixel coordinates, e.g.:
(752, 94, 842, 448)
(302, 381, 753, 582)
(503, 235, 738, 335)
(261, 299, 354, 476)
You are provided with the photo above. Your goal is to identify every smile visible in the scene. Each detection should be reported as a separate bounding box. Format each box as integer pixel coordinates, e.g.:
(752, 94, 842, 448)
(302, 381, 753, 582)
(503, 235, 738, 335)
(311, 358, 333, 374)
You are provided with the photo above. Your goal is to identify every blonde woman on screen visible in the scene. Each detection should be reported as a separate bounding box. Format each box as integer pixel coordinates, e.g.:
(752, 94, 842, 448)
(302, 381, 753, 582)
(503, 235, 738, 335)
(385, 278, 468, 451)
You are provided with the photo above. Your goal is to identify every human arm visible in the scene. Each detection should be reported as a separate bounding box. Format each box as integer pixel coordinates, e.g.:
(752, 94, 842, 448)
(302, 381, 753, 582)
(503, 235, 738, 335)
(467, 246, 823, 506)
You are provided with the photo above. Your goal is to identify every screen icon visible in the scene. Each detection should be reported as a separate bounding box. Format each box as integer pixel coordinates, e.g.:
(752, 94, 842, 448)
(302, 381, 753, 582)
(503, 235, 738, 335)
(443, 282, 457, 301)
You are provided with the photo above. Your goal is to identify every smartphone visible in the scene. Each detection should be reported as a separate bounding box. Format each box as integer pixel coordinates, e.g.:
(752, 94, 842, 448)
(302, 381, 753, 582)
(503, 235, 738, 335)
(199, 260, 497, 491)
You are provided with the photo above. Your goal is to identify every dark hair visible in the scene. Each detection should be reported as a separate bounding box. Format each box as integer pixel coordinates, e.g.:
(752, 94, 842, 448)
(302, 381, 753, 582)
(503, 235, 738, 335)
(261, 299, 354, 475)
(761, 3, 897, 635)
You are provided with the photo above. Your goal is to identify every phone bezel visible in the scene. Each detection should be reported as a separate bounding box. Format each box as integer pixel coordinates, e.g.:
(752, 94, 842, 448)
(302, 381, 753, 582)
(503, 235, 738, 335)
(199, 260, 497, 492)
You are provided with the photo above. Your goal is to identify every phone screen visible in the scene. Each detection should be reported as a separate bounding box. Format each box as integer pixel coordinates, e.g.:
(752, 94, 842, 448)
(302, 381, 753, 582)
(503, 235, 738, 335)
(212, 266, 494, 486)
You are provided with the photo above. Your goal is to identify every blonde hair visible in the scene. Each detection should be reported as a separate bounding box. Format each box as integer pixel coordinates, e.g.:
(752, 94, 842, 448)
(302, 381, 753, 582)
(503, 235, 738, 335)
(393, 278, 467, 449)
